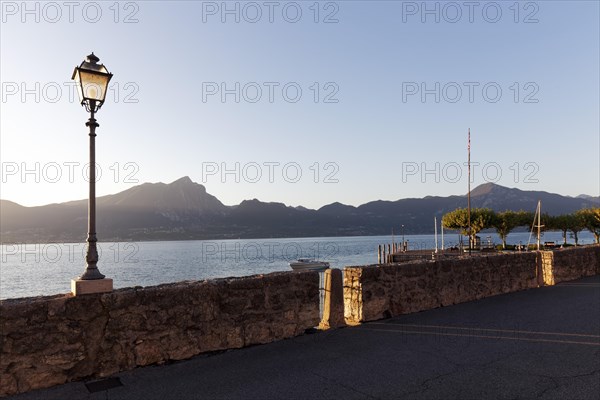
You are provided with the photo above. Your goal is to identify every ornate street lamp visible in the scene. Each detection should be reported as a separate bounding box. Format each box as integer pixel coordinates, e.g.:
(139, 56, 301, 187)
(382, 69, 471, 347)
(71, 53, 113, 294)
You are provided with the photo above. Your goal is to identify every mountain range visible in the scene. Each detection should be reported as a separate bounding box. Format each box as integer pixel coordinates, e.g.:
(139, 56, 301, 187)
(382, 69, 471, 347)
(1, 177, 598, 243)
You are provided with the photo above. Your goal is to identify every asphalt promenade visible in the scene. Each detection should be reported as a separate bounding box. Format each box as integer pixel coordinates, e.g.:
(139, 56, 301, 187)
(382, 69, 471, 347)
(9, 275, 600, 400)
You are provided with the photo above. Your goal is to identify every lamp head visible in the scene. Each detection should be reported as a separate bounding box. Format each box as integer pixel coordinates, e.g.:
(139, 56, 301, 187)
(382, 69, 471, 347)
(72, 52, 113, 113)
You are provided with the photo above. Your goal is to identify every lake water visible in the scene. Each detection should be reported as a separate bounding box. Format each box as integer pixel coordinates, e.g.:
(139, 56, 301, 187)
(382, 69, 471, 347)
(1, 231, 595, 300)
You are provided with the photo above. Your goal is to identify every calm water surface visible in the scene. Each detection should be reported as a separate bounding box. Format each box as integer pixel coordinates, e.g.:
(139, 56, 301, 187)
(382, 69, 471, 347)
(1, 232, 595, 299)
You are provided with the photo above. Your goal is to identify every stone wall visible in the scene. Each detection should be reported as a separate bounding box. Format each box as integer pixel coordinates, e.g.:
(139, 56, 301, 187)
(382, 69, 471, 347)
(2, 246, 598, 397)
(344, 246, 600, 324)
(0, 271, 320, 397)
(539, 246, 600, 284)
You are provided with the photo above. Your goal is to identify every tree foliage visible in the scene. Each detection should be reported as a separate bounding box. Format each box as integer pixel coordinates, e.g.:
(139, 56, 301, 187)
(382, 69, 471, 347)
(491, 210, 532, 249)
(576, 208, 600, 244)
(441, 208, 470, 236)
(547, 214, 570, 245)
(442, 207, 599, 248)
(442, 208, 495, 242)
(471, 208, 496, 238)
(566, 213, 585, 245)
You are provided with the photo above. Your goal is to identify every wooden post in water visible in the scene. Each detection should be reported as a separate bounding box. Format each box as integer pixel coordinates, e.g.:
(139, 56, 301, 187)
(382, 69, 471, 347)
(377, 245, 381, 263)
(382, 245, 386, 264)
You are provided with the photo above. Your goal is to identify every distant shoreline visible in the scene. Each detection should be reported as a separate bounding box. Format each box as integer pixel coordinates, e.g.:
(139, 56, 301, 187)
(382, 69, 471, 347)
(1, 230, 597, 246)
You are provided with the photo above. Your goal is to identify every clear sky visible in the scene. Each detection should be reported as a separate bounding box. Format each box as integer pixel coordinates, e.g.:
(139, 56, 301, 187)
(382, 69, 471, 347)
(1, 0, 599, 209)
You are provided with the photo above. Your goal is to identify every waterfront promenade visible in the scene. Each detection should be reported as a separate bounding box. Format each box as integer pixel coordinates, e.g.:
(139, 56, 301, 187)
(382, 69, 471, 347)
(9, 275, 599, 400)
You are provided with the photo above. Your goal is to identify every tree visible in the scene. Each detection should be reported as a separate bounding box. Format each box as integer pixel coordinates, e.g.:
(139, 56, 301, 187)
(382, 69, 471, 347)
(547, 214, 570, 245)
(576, 208, 600, 244)
(518, 211, 535, 227)
(471, 208, 496, 238)
(492, 210, 530, 249)
(442, 208, 469, 236)
(442, 208, 495, 246)
(565, 213, 585, 246)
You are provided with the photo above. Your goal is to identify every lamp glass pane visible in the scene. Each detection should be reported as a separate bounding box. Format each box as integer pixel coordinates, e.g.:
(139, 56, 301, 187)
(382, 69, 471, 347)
(79, 70, 110, 102)
(73, 70, 85, 104)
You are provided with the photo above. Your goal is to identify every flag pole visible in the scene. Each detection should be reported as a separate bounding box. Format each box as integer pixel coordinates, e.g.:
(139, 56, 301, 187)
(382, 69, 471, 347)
(441, 222, 444, 250)
(467, 128, 472, 256)
(434, 216, 438, 253)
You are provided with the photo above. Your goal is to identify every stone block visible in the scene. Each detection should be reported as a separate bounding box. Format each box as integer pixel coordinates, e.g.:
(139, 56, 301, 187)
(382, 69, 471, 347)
(71, 278, 113, 296)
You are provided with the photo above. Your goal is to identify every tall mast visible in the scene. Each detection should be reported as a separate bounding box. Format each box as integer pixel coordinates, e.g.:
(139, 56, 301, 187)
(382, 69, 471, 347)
(467, 128, 471, 255)
(537, 200, 541, 250)
(441, 222, 445, 250)
(434, 216, 438, 253)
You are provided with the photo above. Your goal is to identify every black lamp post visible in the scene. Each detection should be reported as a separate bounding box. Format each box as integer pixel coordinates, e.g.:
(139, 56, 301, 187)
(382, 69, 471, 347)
(401, 224, 405, 252)
(72, 53, 113, 282)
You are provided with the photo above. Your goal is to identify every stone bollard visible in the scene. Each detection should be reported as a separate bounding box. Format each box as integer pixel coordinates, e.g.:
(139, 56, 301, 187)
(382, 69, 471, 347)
(536, 250, 555, 286)
(319, 269, 346, 330)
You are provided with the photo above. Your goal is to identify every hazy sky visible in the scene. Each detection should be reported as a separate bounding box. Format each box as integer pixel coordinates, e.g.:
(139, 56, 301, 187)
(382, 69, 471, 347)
(1, 1, 599, 209)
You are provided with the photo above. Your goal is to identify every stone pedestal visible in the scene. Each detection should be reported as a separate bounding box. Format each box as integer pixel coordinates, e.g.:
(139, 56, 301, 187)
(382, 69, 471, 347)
(71, 278, 113, 296)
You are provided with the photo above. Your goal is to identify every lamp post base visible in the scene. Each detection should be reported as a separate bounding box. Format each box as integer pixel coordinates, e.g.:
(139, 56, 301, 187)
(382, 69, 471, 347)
(71, 278, 113, 296)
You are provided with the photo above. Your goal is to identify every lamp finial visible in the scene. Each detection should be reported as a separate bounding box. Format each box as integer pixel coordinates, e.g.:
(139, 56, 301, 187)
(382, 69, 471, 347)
(86, 53, 99, 64)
